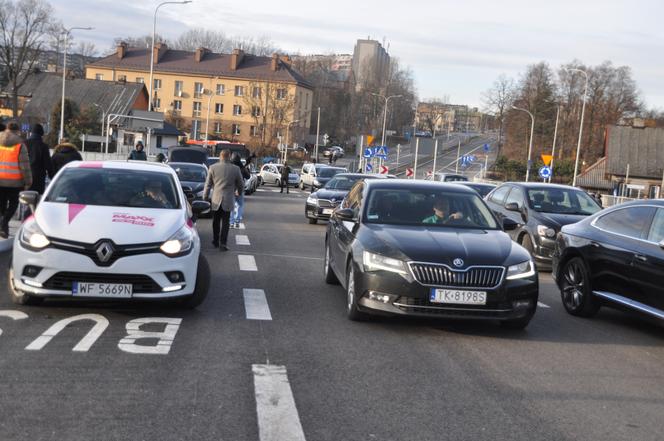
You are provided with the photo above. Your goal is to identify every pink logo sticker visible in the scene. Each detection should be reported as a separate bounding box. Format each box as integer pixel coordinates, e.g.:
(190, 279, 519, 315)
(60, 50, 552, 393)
(112, 212, 155, 227)
(68, 204, 86, 224)
(79, 162, 104, 169)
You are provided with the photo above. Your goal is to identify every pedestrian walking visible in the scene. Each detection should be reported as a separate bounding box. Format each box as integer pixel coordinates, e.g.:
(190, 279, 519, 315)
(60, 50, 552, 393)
(230, 152, 250, 228)
(0, 121, 32, 238)
(280, 161, 291, 194)
(25, 123, 54, 194)
(155, 153, 166, 163)
(203, 149, 244, 251)
(52, 139, 83, 174)
(128, 141, 147, 160)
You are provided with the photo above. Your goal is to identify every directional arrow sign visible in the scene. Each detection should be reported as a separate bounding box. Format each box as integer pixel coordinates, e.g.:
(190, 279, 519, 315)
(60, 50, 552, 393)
(379, 165, 389, 174)
(363, 147, 374, 158)
(406, 167, 413, 177)
(539, 166, 552, 179)
(365, 163, 373, 172)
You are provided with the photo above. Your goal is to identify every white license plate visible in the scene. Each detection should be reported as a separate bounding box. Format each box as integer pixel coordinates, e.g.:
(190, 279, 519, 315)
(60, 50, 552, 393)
(72, 282, 133, 298)
(322, 208, 334, 215)
(430, 289, 486, 305)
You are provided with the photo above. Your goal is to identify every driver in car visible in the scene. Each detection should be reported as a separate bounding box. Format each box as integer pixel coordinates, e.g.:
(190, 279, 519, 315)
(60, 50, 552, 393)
(131, 180, 171, 208)
(423, 197, 464, 224)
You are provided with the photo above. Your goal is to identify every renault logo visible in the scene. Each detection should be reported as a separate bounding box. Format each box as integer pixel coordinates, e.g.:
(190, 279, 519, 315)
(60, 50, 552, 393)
(96, 241, 114, 263)
(453, 258, 464, 268)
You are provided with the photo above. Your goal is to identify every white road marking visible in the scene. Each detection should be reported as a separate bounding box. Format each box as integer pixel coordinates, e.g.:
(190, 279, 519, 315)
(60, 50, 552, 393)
(236, 234, 251, 245)
(118, 318, 182, 355)
(243, 289, 273, 320)
(239, 254, 258, 271)
(25, 314, 109, 352)
(253, 364, 307, 441)
(238, 222, 246, 230)
(256, 188, 268, 192)
(0, 310, 28, 337)
(270, 189, 281, 193)
(538, 301, 551, 309)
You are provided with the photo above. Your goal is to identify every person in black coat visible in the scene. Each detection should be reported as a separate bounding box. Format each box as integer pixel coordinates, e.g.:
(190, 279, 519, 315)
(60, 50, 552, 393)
(25, 124, 54, 194)
(52, 140, 83, 174)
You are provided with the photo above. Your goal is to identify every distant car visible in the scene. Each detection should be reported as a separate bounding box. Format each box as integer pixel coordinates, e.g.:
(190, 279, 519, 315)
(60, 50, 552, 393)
(485, 183, 602, 270)
(323, 146, 344, 158)
(169, 162, 207, 200)
(205, 157, 219, 168)
(553, 200, 664, 324)
(300, 163, 330, 190)
(167, 145, 208, 165)
(259, 163, 299, 187)
(453, 182, 496, 198)
(244, 165, 259, 195)
(310, 166, 348, 191)
(415, 131, 433, 138)
(426, 173, 468, 182)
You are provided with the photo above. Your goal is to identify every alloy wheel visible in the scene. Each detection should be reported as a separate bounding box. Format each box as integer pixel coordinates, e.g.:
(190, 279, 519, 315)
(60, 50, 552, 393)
(347, 266, 355, 311)
(562, 261, 584, 309)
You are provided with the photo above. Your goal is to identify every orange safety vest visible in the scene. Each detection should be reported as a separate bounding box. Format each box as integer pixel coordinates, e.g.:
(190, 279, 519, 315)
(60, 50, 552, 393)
(0, 144, 23, 181)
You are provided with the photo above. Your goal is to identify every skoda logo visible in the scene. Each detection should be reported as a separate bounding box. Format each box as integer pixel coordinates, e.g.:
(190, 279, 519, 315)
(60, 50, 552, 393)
(96, 241, 114, 263)
(453, 258, 464, 268)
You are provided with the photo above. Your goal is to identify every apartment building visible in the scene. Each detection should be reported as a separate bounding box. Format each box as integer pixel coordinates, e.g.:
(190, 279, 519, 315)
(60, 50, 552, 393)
(351, 39, 390, 92)
(86, 43, 314, 145)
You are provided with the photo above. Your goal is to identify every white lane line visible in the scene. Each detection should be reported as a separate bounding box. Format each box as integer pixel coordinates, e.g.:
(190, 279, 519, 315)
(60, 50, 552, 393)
(238, 254, 258, 271)
(538, 301, 550, 309)
(243, 289, 273, 320)
(236, 234, 250, 245)
(270, 189, 281, 193)
(238, 222, 246, 230)
(256, 188, 268, 192)
(253, 364, 306, 441)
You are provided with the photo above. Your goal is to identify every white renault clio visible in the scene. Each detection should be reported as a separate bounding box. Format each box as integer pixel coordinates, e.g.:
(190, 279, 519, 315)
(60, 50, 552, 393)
(9, 160, 210, 308)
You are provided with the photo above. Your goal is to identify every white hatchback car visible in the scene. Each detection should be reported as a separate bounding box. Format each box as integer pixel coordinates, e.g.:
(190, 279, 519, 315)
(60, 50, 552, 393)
(9, 161, 211, 308)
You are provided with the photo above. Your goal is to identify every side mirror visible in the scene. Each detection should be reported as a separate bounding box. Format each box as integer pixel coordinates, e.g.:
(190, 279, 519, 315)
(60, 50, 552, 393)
(335, 208, 356, 222)
(659, 240, 664, 250)
(19, 191, 40, 213)
(502, 217, 519, 231)
(191, 200, 210, 215)
(505, 202, 520, 212)
(181, 185, 195, 202)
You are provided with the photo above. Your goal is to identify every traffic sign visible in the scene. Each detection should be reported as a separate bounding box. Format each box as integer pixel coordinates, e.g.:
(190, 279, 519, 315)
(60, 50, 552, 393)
(379, 165, 389, 174)
(366, 135, 374, 145)
(365, 163, 373, 172)
(406, 167, 413, 177)
(374, 146, 388, 159)
(539, 166, 552, 179)
(483, 143, 490, 153)
(460, 155, 476, 167)
(363, 148, 374, 158)
(541, 154, 553, 166)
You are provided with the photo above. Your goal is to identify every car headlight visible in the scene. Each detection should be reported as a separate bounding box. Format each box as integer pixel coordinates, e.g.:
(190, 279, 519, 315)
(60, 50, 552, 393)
(537, 225, 556, 238)
(306, 194, 318, 205)
(363, 251, 407, 275)
(313, 179, 321, 186)
(19, 218, 50, 250)
(160, 225, 194, 256)
(506, 260, 535, 280)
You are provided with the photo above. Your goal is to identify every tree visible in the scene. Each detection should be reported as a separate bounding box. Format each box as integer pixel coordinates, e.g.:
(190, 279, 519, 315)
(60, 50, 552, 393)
(0, 0, 54, 116)
(171, 28, 279, 56)
(242, 81, 296, 149)
(45, 98, 77, 146)
(77, 41, 97, 58)
(482, 74, 515, 156)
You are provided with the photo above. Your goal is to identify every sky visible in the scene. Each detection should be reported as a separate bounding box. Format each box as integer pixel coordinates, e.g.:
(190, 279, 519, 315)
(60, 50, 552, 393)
(51, 0, 664, 110)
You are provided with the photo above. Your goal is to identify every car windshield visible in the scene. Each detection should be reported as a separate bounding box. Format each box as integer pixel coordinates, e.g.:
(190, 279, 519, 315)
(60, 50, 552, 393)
(319, 168, 345, 178)
(527, 188, 601, 215)
(324, 175, 361, 190)
(365, 188, 499, 229)
(45, 168, 180, 209)
(468, 184, 495, 197)
(170, 164, 206, 182)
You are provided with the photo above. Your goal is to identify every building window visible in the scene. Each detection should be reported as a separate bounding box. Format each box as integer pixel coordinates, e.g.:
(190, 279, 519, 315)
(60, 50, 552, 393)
(232, 124, 241, 135)
(193, 102, 202, 117)
(276, 88, 287, 100)
(214, 122, 222, 133)
(233, 105, 242, 116)
(192, 120, 201, 140)
(95, 73, 103, 80)
(252, 87, 261, 98)
(156, 135, 163, 149)
(234, 85, 244, 97)
(251, 106, 261, 117)
(250, 125, 259, 137)
(216, 84, 225, 95)
(123, 133, 135, 146)
(215, 103, 223, 114)
(118, 74, 126, 82)
(173, 100, 182, 113)
(154, 78, 162, 90)
(194, 82, 204, 98)
(153, 98, 161, 109)
(174, 80, 183, 96)
(136, 77, 144, 84)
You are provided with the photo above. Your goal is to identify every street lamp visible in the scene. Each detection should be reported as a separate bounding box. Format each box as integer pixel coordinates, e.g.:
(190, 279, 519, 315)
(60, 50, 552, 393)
(148, 1, 192, 111)
(372, 93, 402, 146)
(511, 105, 535, 182)
(566, 67, 589, 187)
(203, 88, 214, 143)
(60, 26, 93, 143)
(284, 120, 300, 162)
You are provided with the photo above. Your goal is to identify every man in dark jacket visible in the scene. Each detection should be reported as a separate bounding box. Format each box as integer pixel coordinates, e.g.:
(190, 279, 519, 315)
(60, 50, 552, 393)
(52, 140, 83, 174)
(230, 152, 250, 228)
(0, 122, 32, 238)
(280, 161, 291, 194)
(128, 141, 147, 160)
(26, 124, 54, 194)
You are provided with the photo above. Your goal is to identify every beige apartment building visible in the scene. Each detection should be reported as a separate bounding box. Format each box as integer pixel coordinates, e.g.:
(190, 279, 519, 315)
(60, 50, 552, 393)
(86, 43, 314, 146)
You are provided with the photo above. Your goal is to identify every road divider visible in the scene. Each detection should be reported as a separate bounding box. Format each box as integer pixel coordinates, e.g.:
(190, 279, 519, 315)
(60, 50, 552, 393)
(236, 235, 250, 245)
(243, 289, 273, 320)
(238, 255, 258, 271)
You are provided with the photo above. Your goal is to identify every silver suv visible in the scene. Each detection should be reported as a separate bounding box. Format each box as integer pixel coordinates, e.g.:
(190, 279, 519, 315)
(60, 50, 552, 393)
(300, 163, 330, 190)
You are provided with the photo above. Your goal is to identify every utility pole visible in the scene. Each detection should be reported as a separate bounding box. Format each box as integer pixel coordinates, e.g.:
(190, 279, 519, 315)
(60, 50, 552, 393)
(432, 139, 438, 176)
(413, 138, 419, 179)
(455, 137, 461, 174)
(315, 107, 320, 162)
(550, 105, 560, 183)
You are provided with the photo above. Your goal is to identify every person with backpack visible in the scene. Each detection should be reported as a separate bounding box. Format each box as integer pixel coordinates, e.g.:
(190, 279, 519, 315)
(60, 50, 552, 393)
(0, 122, 32, 238)
(230, 152, 249, 228)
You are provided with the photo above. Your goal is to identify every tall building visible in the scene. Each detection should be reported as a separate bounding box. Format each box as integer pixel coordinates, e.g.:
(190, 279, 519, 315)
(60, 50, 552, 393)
(85, 43, 314, 145)
(351, 39, 390, 92)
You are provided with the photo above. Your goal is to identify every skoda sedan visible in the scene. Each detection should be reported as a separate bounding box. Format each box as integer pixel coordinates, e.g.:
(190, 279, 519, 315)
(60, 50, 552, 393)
(324, 180, 539, 328)
(9, 161, 210, 308)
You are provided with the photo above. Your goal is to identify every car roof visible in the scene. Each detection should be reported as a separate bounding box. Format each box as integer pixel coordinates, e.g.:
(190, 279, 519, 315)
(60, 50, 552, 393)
(167, 145, 208, 154)
(63, 160, 174, 173)
(334, 173, 388, 179)
(364, 179, 477, 193)
(504, 182, 582, 190)
(608, 199, 664, 208)
(168, 162, 207, 169)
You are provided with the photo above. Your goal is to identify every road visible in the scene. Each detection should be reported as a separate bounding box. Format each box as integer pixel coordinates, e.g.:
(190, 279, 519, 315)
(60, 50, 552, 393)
(1, 188, 664, 440)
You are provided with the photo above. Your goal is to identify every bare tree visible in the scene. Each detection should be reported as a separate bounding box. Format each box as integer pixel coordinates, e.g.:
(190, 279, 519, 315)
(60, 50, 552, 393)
(76, 41, 97, 58)
(482, 74, 515, 155)
(172, 28, 227, 52)
(243, 81, 295, 148)
(0, 0, 53, 117)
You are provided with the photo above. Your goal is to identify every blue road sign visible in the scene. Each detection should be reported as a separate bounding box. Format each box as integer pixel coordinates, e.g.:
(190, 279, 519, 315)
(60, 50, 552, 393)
(539, 166, 552, 179)
(363, 148, 374, 158)
(374, 146, 389, 158)
(483, 143, 490, 153)
(460, 155, 476, 167)
(21, 123, 30, 133)
(365, 163, 373, 172)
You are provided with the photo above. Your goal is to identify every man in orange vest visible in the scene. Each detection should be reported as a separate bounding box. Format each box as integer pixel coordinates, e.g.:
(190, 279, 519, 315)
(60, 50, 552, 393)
(0, 122, 32, 238)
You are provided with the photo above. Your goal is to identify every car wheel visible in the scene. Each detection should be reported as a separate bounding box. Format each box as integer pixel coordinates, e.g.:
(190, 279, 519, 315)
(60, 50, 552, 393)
(308, 218, 318, 224)
(560, 257, 599, 317)
(8, 260, 43, 305)
(499, 314, 533, 330)
(299, 181, 304, 190)
(346, 261, 367, 321)
(521, 234, 534, 256)
(259, 177, 264, 186)
(324, 242, 339, 285)
(181, 254, 210, 309)
(275, 179, 280, 187)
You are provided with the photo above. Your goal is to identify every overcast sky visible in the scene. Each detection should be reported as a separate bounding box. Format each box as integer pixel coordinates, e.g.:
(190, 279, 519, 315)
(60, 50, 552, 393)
(51, 0, 664, 109)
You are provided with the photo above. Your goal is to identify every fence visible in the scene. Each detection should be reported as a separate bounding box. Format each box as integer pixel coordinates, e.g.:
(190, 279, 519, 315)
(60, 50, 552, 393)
(601, 195, 635, 208)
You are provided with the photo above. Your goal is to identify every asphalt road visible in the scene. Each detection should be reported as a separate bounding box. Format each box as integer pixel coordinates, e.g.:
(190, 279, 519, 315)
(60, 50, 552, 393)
(1, 187, 664, 440)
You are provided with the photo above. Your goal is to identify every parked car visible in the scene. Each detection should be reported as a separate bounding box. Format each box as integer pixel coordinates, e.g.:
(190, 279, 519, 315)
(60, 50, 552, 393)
(426, 173, 468, 182)
(9, 161, 211, 308)
(167, 145, 208, 165)
(205, 157, 219, 168)
(304, 166, 347, 191)
(323, 146, 344, 158)
(452, 182, 497, 198)
(305, 173, 386, 224)
(169, 162, 207, 198)
(485, 183, 602, 270)
(259, 163, 300, 187)
(244, 165, 259, 195)
(553, 200, 664, 323)
(324, 179, 538, 327)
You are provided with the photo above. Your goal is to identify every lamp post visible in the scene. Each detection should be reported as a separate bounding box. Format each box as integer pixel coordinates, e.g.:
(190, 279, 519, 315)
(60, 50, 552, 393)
(315, 107, 320, 162)
(60, 26, 93, 143)
(511, 105, 535, 182)
(284, 120, 299, 163)
(148, 1, 192, 111)
(204, 88, 214, 143)
(372, 93, 402, 147)
(566, 67, 589, 187)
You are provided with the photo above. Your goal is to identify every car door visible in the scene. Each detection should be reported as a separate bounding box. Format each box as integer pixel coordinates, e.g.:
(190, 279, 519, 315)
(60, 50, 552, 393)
(629, 207, 664, 312)
(330, 182, 363, 279)
(485, 184, 512, 221)
(590, 205, 656, 301)
(502, 186, 527, 241)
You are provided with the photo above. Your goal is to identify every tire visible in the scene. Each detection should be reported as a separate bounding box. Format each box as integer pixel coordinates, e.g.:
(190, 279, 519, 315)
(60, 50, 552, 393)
(521, 234, 535, 256)
(275, 179, 280, 187)
(308, 218, 318, 224)
(346, 260, 367, 321)
(559, 257, 600, 317)
(8, 260, 43, 305)
(299, 181, 305, 190)
(181, 254, 210, 309)
(324, 242, 339, 284)
(500, 314, 533, 330)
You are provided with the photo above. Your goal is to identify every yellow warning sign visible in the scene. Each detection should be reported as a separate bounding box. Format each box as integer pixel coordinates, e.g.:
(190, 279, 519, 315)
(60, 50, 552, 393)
(366, 135, 374, 145)
(541, 154, 553, 166)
